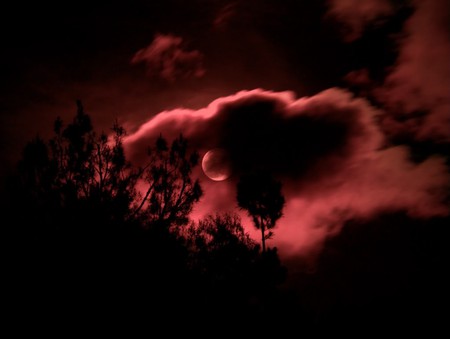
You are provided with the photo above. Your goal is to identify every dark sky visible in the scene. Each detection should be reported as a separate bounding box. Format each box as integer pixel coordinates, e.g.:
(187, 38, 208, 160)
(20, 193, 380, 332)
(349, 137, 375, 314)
(1, 0, 448, 258)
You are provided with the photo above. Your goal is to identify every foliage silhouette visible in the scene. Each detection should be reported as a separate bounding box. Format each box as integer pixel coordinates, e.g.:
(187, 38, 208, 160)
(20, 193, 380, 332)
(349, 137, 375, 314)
(4, 101, 296, 331)
(186, 214, 259, 284)
(237, 171, 285, 252)
(134, 134, 202, 228)
(11, 101, 138, 239)
(183, 213, 287, 319)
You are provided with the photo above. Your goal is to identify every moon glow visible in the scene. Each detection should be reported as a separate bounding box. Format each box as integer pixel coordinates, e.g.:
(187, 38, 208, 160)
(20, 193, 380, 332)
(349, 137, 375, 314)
(202, 148, 232, 181)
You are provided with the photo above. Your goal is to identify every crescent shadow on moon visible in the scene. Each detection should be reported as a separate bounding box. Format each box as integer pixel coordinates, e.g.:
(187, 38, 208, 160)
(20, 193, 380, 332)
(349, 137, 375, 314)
(202, 148, 232, 181)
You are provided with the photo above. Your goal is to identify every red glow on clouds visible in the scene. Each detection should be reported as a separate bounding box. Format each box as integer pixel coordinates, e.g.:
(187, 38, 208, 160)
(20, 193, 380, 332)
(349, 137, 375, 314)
(330, 0, 450, 142)
(213, 3, 237, 30)
(124, 88, 449, 259)
(375, 0, 450, 141)
(131, 33, 205, 82)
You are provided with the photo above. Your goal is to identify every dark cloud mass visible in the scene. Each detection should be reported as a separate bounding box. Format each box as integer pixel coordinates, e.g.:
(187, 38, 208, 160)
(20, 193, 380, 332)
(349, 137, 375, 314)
(126, 89, 382, 177)
(125, 88, 449, 256)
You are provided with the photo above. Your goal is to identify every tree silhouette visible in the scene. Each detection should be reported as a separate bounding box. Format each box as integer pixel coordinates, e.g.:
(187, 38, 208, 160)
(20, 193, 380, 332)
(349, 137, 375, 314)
(52, 102, 138, 230)
(134, 134, 203, 229)
(237, 171, 285, 252)
(184, 213, 258, 314)
(13, 101, 204, 236)
(5, 101, 298, 330)
(182, 213, 287, 323)
(12, 101, 138, 235)
(185, 213, 259, 282)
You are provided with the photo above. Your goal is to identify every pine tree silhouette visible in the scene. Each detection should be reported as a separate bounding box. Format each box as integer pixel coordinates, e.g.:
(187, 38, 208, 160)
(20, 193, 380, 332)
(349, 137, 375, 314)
(237, 171, 285, 252)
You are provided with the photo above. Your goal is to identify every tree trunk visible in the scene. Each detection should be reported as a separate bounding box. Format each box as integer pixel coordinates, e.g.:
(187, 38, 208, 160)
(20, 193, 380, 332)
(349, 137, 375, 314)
(260, 217, 266, 253)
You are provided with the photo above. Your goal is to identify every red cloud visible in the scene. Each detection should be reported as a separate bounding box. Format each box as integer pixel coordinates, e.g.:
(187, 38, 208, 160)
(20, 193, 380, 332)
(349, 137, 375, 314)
(330, 0, 450, 142)
(131, 33, 205, 82)
(214, 3, 237, 30)
(375, 0, 450, 141)
(124, 88, 449, 259)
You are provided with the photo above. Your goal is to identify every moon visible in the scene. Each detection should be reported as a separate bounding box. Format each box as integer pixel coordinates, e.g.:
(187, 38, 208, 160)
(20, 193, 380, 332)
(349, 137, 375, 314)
(202, 148, 232, 181)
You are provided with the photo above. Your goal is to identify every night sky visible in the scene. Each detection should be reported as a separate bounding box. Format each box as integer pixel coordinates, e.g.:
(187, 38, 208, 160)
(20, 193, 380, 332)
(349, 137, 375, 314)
(1, 0, 449, 261)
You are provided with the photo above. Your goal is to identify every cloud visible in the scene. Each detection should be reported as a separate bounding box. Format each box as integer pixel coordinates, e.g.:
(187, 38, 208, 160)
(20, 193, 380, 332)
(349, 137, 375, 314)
(213, 3, 237, 30)
(374, 0, 450, 141)
(131, 33, 206, 82)
(124, 88, 449, 258)
(329, 0, 450, 142)
(125, 88, 383, 177)
(325, 0, 394, 41)
(344, 68, 372, 89)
